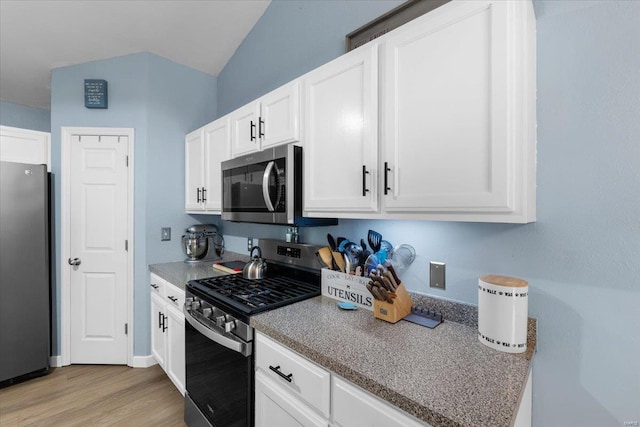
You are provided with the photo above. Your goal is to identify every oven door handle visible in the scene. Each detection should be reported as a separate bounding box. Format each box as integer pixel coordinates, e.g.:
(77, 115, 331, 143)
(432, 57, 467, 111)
(262, 161, 276, 212)
(184, 307, 252, 357)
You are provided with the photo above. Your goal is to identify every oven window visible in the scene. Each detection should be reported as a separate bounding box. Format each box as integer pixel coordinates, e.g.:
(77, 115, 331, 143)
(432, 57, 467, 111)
(186, 321, 253, 427)
(223, 158, 286, 213)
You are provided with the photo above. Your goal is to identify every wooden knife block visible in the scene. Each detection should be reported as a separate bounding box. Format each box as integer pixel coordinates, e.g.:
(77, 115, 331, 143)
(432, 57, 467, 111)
(373, 283, 413, 323)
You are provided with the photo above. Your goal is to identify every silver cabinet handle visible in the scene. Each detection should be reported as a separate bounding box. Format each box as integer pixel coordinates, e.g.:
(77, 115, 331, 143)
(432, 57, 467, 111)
(262, 161, 276, 212)
(68, 258, 81, 266)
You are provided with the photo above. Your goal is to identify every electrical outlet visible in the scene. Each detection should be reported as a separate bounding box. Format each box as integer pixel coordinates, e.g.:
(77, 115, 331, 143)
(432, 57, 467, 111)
(430, 262, 446, 289)
(247, 238, 253, 251)
(161, 227, 171, 241)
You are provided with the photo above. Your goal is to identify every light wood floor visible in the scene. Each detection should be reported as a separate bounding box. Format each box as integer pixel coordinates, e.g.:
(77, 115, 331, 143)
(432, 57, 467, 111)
(0, 364, 186, 426)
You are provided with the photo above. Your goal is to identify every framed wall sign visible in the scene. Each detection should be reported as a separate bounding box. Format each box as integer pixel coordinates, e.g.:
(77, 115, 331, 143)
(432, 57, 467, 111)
(84, 79, 108, 109)
(345, 0, 450, 52)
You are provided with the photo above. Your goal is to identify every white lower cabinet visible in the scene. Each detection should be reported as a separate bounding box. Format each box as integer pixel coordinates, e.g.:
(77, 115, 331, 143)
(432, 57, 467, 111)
(255, 332, 428, 427)
(332, 377, 429, 427)
(255, 370, 329, 427)
(149, 273, 185, 395)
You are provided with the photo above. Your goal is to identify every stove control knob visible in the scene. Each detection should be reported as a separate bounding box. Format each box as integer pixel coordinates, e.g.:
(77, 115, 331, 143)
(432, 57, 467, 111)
(215, 316, 226, 328)
(191, 300, 201, 310)
(224, 320, 236, 333)
(202, 307, 212, 318)
(185, 297, 193, 309)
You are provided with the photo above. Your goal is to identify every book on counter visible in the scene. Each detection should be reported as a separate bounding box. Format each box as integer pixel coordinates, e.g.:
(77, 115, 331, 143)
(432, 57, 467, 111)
(212, 260, 246, 274)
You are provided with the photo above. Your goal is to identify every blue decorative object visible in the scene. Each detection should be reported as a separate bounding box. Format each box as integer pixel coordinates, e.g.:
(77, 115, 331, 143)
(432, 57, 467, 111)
(84, 79, 108, 109)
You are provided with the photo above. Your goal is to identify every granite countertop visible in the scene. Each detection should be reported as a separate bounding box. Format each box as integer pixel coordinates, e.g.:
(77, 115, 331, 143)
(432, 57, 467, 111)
(149, 251, 250, 289)
(251, 295, 536, 427)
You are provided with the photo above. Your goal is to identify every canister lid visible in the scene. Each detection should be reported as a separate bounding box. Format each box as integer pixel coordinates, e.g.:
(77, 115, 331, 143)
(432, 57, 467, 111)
(480, 275, 528, 288)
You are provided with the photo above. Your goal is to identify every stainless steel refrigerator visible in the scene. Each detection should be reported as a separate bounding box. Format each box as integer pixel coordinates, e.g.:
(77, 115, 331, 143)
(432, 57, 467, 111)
(0, 161, 50, 383)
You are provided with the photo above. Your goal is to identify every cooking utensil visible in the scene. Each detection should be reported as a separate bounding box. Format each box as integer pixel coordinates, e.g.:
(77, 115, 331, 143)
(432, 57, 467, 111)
(333, 251, 346, 273)
(317, 247, 337, 270)
(327, 233, 337, 251)
(364, 253, 379, 276)
(243, 246, 268, 279)
(336, 236, 347, 248)
(367, 229, 382, 252)
(315, 251, 331, 269)
(344, 254, 352, 274)
(388, 244, 416, 271)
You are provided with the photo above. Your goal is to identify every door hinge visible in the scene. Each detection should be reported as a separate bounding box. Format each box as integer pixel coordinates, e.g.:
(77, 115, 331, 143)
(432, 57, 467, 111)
(125, 155, 129, 167)
(125, 323, 128, 335)
(125, 240, 128, 251)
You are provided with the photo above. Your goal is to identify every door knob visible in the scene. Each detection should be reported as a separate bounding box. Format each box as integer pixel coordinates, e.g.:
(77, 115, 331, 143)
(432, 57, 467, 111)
(68, 258, 81, 266)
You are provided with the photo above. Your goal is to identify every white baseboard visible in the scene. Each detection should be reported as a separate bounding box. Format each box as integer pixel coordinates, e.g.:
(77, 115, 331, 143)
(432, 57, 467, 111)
(50, 355, 63, 367)
(131, 355, 158, 368)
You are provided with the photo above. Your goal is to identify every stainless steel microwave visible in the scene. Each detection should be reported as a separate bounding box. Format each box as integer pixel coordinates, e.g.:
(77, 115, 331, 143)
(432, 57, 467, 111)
(221, 145, 337, 226)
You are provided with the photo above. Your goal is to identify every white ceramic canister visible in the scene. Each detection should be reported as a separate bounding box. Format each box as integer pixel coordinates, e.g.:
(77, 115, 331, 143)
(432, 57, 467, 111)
(478, 275, 528, 353)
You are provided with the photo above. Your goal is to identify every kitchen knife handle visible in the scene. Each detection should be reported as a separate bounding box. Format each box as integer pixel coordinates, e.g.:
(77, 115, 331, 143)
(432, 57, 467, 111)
(197, 187, 201, 203)
(384, 162, 391, 195)
(259, 117, 265, 138)
(269, 365, 293, 383)
(362, 165, 369, 197)
(250, 120, 256, 141)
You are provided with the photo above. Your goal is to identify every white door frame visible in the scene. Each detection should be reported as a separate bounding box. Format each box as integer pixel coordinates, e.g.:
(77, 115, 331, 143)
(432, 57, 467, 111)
(61, 127, 135, 367)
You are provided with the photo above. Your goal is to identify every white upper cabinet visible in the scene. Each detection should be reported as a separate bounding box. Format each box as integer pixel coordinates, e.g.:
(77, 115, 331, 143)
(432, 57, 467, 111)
(203, 117, 231, 212)
(185, 115, 231, 213)
(0, 125, 51, 171)
(185, 128, 205, 211)
(379, 0, 536, 223)
(302, 44, 379, 214)
(231, 81, 300, 157)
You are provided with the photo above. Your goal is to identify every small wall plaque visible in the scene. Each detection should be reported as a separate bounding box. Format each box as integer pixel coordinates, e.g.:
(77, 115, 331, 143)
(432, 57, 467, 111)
(84, 79, 108, 109)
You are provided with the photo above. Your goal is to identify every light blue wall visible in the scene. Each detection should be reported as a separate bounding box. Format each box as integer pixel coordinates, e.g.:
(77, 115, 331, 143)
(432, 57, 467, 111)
(217, 0, 404, 115)
(50, 52, 217, 357)
(0, 100, 51, 132)
(216, 1, 640, 425)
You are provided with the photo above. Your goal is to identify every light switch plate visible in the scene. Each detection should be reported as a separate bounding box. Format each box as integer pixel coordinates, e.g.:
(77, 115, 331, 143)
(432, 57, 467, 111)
(430, 262, 446, 289)
(161, 227, 171, 241)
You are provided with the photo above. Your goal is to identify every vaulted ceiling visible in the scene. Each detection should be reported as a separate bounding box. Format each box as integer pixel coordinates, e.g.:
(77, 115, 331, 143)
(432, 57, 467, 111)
(0, 0, 271, 109)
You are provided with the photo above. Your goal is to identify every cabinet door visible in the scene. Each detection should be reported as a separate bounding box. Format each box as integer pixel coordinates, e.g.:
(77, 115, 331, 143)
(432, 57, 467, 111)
(165, 304, 185, 395)
(185, 129, 205, 211)
(0, 125, 51, 170)
(260, 81, 300, 149)
(332, 377, 429, 427)
(150, 292, 166, 368)
(381, 0, 514, 214)
(255, 371, 328, 427)
(303, 44, 378, 214)
(203, 117, 231, 212)
(231, 103, 261, 157)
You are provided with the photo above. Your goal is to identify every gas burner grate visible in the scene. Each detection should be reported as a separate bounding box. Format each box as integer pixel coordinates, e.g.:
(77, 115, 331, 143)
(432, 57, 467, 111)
(191, 274, 320, 314)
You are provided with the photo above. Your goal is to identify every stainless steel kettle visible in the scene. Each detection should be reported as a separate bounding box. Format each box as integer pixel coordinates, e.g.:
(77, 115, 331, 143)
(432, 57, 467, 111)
(243, 246, 267, 279)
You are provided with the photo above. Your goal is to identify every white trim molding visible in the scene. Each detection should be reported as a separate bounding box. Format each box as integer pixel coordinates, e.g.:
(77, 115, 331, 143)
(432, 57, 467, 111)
(49, 355, 63, 368)
(60, 127, 135, 367)
(131, 355, 158, 368)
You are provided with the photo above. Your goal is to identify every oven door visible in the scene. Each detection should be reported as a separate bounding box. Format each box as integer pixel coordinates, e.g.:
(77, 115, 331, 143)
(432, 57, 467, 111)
(184, 308, 253, 427)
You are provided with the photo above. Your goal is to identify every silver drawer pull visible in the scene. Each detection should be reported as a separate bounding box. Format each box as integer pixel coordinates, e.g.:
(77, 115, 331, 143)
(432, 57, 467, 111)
(269, 365, 293, 383)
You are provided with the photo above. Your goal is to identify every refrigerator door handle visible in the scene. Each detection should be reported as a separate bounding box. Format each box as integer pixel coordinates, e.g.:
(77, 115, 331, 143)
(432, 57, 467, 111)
(68, 258, 81, 266)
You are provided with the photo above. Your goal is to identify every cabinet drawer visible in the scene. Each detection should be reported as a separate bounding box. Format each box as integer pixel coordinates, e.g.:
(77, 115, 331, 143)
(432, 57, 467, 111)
(165, 284, 185, 311)
(255, 332, 330, 418)
(149, 273, 165, 298)
(333, 377, 428, 427)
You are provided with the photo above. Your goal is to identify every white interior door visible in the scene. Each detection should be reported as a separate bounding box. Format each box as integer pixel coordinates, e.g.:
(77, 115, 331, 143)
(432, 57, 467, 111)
(69, 134, 129, 364)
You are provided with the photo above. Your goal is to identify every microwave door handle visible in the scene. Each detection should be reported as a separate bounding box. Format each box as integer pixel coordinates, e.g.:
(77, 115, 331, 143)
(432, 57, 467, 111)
(262, 161, 276, 212)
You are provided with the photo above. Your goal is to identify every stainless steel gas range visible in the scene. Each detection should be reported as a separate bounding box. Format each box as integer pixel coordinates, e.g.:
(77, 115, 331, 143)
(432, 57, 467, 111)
(183, 239, 322, 427)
